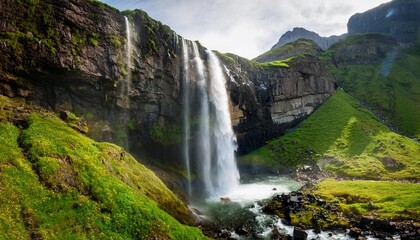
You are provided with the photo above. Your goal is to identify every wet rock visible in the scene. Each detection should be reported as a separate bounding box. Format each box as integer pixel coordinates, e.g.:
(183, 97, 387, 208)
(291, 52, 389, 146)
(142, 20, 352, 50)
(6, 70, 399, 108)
(236, 226, 249, 235)
(220, 197, 231, 202)
(372, 219, 395, 233)
(349, 227, 362, 238)
(293, 227, 308, 240)
(360, 216, 374, 226)
(271, 228, 289, 240)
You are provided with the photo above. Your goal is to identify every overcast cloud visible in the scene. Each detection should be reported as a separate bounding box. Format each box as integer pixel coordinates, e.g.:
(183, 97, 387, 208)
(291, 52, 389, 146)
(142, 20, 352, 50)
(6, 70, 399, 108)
(101, 0, 391, 59)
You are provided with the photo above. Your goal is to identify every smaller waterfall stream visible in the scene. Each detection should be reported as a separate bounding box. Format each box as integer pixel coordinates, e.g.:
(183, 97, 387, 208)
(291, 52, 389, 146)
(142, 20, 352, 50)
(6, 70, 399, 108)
(124, 16, 132, 95)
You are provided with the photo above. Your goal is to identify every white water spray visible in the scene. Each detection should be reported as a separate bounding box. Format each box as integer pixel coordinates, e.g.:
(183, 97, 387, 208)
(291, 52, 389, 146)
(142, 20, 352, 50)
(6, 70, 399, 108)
(124, 16, 132, 94)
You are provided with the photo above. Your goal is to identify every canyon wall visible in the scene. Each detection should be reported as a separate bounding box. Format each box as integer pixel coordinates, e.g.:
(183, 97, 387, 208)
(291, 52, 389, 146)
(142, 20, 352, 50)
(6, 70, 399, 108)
(0, 0, 335, 159)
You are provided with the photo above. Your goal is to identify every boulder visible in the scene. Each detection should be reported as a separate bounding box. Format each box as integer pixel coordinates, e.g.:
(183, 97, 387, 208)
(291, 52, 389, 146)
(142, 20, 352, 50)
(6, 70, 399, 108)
(293, 227, 308, 240)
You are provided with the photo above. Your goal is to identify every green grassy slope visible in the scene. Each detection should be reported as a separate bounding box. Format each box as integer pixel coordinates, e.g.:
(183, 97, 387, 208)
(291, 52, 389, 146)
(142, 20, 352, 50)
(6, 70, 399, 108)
(324, 39, 420, 140)
(253, 39, 322, 63)
(0, 95, 206, 239)
(240, 89, 420, 180)
(315, 179, 420, 221)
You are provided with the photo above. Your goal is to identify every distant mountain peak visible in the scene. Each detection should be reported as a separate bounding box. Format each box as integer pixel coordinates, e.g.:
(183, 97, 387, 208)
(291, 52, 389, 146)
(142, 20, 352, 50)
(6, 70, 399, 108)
(271, 27, 347, 51)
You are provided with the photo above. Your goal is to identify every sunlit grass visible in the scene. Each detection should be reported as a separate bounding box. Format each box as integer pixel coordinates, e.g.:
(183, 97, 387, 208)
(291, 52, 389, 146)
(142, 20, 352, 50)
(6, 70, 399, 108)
(315, 179, 420, 220)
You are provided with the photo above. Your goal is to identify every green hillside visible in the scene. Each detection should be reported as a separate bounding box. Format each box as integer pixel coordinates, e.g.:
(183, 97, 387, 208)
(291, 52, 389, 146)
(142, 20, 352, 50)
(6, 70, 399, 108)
(323, 35, 420, 140)
(240, 89, 420, 180)
(253, 39, 322, 63)
(0, 95, 206, 239)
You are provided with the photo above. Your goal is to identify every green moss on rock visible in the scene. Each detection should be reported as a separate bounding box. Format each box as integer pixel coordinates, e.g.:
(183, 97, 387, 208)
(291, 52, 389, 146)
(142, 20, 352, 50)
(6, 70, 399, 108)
(0, 95, 206, 239)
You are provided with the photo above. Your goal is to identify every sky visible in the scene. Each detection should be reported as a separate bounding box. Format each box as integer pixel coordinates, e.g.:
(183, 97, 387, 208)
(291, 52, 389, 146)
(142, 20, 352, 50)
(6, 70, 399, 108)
(101, 0, 391, 59)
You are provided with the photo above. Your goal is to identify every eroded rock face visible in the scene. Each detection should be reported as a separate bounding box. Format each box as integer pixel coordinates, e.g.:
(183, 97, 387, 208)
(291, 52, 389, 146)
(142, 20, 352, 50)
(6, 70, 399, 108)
(0, 0, 335, 159)
(220, 54, 335, 154)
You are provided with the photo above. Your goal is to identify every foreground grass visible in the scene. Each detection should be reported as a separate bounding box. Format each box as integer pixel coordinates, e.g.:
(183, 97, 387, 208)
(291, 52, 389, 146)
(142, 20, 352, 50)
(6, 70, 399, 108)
(240, 90, 420, 179)
(315, 179, 420, 221)
(0, 95, 206, 239)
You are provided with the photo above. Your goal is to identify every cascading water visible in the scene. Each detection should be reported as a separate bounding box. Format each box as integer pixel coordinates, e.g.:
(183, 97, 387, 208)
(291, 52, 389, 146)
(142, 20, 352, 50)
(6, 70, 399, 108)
(124, 16, 132, 95)
(180, 40, 240, 198)
(180, 37, 192, 197)
(191, 42, 214, 195)
(206, 50, 240, 195)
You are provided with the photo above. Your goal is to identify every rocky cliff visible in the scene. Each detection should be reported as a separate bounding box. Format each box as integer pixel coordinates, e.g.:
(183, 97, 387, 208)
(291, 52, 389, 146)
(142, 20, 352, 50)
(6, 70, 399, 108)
(347, 0, 420, 45)
(271, 27, 347, 51)
(0, 0, 335, 159)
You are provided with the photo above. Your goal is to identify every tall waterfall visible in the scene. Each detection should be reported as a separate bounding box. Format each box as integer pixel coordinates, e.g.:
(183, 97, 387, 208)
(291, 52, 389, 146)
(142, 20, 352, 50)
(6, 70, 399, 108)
(124, 16, 132, 94)
(180, 37, 192, 197)
(180, 39, 240, 197)
(206, 50, 240, 195)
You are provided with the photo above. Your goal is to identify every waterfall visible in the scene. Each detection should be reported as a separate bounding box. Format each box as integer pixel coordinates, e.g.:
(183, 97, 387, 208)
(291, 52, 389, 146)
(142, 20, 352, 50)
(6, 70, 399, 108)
(207, 50, 240, 194)
(180, 40, 240, 198)
(124, 16, 132, 95)
(180, 37, 192, 197)
(191, 42, 214, 195)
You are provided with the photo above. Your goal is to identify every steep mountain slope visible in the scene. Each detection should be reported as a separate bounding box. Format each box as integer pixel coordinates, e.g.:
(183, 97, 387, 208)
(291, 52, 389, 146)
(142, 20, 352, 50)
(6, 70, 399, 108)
(253, 39, 322, 63)
(323, 34, 420, 140)
(348, 0, 420, 45)
(0, 95, 206, 239)
(240, 89, 420, 179)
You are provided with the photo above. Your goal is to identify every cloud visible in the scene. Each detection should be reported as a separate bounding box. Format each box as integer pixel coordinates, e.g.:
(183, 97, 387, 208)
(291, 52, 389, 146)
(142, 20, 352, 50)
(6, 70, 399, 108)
(101, 0, 391, 59)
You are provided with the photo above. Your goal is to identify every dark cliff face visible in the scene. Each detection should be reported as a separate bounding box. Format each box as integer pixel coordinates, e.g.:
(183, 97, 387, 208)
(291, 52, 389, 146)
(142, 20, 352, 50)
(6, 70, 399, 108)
(347, 0, 420, 45)
(218, 54, 335, 154)
(271, 27, 347, 51)
(0, 0, 335, 159)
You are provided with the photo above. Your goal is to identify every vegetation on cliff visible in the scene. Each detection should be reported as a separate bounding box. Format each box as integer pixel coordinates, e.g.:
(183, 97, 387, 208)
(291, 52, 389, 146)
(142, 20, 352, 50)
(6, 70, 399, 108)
(0, 95, 206, 239)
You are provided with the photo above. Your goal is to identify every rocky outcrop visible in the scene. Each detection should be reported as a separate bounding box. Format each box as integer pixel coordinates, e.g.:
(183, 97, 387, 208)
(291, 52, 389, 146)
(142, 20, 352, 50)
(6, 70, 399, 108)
(0, 0, 335, 159)
(326, 33, 398, 66)
(219, 54, 335, 154)
(271, 27, 347, 51)
(347, 0, 420, 45)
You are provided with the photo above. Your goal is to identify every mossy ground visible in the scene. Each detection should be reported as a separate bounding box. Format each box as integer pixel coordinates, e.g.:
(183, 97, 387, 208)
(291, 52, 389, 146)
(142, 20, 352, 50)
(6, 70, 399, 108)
(240, 89, 420, 180)
(0, 95, 206, 239)
(315, 179, 420, 221)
